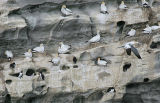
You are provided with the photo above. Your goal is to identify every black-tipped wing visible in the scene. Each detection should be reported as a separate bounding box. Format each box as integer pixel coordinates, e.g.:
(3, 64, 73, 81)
(130, 45, 142, 59)
(126, 48, 131, 55)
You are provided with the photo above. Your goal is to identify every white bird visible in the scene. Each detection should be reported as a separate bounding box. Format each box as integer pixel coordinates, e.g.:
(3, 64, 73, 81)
(24, 49, 32, 58)
(5, 50, 13, 61)
(97, 58, 107, 66)
(61, 5, 72, 16)
(100, 2, 109, 14)
(88, 30, 101, 43)
(122, 41, 142, 59)
(127, 29, 136, 37)
(141, 0, 150, 8)
(50, 54, 61, 65)
(119, 1, 128, 10)
(143, 24, 152, 34)
(151, 22, 160, 30)
(58, 42, 71, 54)
(33, 43, 44, 53)
(18, 71, 23, 79)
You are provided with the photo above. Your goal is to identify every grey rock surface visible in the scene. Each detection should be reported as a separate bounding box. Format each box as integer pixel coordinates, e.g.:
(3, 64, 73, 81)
(0, 0, 160, 103)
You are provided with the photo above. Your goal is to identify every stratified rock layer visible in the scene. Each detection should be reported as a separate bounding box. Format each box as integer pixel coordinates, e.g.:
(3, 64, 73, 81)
(0, 0, 160, 103)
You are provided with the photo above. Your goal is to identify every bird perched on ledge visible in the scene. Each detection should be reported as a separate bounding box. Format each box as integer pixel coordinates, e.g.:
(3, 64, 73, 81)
(151, 22, 160, 30)
(143, 24, 152, 34)
(49, 53, 61, 66)
(33, 43, 44, 53)
(61, 5, 73, 16)
(96, 57, 108, 66)
(5, 50, 13, 61)
(24, 49, 32, 59)
(88, 30, 101, 43)
(119, 1, 128, 10)
(58, 42, 71, 54)
(126, 29, 136, 37)
(100, 1, 109, 14)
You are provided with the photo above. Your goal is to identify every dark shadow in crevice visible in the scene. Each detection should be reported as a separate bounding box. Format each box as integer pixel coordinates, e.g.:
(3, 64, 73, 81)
(123, 63, 131, 72)
(5, 94, 11, 103)
(26, 69, 35, 76)
(5, 80, 12, 85)
(116, 21, 125, 35)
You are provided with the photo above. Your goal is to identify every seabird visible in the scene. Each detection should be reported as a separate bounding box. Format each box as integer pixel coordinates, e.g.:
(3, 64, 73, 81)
(151, 22, 160, 30)
(143, 24, 152, 34)
(18, 71, 23, 79)
(39, 72, 45, 80)
(33, 43, 44, 53)
(107, 87, 116, 93)
(24, 49, 32, 59)
(126, 29, 136, 37)
(141, 0, 150, 8)
(5, 50, 13, 61)
(61, 5, 72, 16)
(88, 30, 101, 43)
(121, 41, 142, 59)
(73, 56, 77, 64)
(50, 54, 61, 65)
(100, 1, 109, 14)
(119, 1, 128, 10)
(10, 62, 16, 69)
(58, 42, 71, 54)
(97, 57, 108, 66)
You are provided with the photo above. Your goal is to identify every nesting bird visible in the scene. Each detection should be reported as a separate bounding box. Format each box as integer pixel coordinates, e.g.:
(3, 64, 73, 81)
(100, 1, 109, 14)
(97, 57, 108, 66)
(126, 29, 136, 37)
(141, 0, 150, 8)
(120, 41, 142, 59)
(50, 54, 61, 65)
(5, 50, 13, 61)
(24, 49, 32, 59)
(119, 1, 128, 10)
(151, 22, 160, 30)
(33, 43, 44, 53)
(88, 30, 101, 43)
(61, 5, 73, 16)
(18, 71, 23, 79)
(143, 24, 152, 34)
(58, 42, 71, 54)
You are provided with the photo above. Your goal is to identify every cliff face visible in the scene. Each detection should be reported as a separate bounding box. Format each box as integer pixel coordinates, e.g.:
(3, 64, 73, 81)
(0, 0, 160, 103)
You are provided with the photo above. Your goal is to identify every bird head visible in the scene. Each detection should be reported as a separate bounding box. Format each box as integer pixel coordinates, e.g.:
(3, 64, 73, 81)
(28, 49, 32, 52)
(101, 1, 105, 4)
(97, 57, 101, 61)
(131, 29, 135, 31)
(59, 42, 63, 45)
(62, 5, 66, 8)
(146, 24, 150, 27)
(121, 1, 124, 4)
(40, 43, 44, 47)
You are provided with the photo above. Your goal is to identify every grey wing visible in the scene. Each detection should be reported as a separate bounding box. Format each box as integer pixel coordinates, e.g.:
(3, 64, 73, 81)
(130, 45, 142, 59)
(126, 48, 131, 55)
